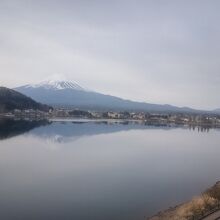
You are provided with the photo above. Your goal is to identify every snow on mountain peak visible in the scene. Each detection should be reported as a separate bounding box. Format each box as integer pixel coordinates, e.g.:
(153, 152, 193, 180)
(24, 79, 85, 91)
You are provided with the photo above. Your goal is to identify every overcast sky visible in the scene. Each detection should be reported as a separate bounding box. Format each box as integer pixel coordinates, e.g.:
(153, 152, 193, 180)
(0, 0, 220, 110)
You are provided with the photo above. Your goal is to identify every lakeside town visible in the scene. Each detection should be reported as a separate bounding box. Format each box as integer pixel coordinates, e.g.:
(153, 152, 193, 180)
(1, 108, 220, 128)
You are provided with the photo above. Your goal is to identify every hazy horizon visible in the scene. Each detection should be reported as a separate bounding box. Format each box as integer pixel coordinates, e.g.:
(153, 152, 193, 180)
(1, 0, 220, 110)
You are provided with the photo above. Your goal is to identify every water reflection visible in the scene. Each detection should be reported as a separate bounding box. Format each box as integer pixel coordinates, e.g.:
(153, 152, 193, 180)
(0, 119, 216, 142)
(0, 119, 50, 140)
(0, 119, 220, 220)
(31, 120, 179, 143)
(28, 120, 220, 144)
(188, 124, 212, 132)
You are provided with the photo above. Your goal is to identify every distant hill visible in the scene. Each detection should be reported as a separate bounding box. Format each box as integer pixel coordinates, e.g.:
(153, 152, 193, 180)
(0, 87, 51, 113)
(15, 79, 202, 113)
(213, 108, 220, 113)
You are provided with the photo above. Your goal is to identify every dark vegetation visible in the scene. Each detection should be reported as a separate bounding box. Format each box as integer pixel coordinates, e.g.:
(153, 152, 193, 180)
(68, 109, 93, 118)
(0, 87, 51, 112)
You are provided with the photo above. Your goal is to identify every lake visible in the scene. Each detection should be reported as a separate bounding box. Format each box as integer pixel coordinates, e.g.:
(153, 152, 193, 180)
(0, 119, 220, 220)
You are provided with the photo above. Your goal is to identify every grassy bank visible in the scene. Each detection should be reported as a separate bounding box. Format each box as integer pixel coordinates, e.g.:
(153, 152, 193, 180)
(148, 182, 220, 220)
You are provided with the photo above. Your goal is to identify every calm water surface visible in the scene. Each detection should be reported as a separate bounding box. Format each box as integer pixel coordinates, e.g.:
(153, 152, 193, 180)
(0, 119, 220, 220)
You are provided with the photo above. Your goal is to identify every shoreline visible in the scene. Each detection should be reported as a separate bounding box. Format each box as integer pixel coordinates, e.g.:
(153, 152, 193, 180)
(148, 182, 220, 220)
(1, 115, 220, 129)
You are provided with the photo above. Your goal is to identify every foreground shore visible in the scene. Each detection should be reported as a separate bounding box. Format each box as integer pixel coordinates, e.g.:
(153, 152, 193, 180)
(148, 182, 220, 220)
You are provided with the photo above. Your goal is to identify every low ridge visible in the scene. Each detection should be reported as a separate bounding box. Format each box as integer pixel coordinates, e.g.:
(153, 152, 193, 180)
(0, 87, 51, 113)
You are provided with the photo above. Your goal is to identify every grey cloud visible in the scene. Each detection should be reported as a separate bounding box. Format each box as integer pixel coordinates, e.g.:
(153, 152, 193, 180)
(0, 0, 220, 109)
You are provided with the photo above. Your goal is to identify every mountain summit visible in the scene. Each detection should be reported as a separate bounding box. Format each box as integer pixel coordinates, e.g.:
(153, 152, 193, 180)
(21, 79, 85, 91)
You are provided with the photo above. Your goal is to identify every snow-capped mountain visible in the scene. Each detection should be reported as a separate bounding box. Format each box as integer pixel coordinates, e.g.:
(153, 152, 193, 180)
(15, 78, 199, 113)
(22, 79, 85, 91)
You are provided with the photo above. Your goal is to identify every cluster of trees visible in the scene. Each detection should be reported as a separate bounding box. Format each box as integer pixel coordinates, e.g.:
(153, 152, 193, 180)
(68, 110, 92, 118)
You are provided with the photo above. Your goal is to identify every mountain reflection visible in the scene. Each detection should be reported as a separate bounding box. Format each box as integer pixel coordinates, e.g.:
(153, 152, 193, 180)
(0, 119, 51, 140)
(30, 120, 212, 143)
(31, 121, 173, 143)
(0, 119, 214, 142)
